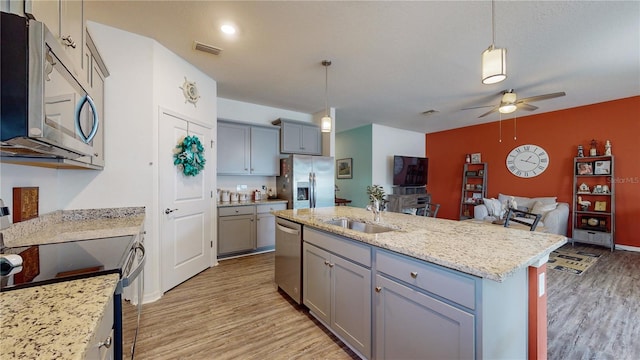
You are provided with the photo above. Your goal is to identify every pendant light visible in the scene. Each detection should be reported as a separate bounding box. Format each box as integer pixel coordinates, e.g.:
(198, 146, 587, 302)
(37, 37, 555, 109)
(321, 60, 332, 133)
(481, 0, 507, 84)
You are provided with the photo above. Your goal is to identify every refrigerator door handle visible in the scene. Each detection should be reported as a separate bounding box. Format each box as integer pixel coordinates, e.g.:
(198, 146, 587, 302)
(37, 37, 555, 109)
(313, 172, 317, 208)
(309, 172, 314, 208)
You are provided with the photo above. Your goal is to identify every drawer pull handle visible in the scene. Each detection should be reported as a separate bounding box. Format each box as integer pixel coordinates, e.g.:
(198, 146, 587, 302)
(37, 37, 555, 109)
(375, 286, 382, 293)
(410, 271, 418, 278)
(324, 260, 330, 266)
(99, 336, 112, 349)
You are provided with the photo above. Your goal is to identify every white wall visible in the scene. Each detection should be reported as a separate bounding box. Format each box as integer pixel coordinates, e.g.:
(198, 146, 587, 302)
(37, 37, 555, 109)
(371, 124, 425, 196)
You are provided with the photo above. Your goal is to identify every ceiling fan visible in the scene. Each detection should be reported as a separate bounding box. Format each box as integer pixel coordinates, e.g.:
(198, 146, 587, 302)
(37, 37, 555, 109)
(462, 89, 566, 118)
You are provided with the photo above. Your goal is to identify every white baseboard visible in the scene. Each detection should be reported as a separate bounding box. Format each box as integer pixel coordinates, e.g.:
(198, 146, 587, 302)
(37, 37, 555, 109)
(615, 244, 640, 252)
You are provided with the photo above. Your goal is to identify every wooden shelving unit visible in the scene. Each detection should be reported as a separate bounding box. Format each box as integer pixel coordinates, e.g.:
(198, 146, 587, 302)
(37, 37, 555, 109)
(459, 163, 487, 220)
(571, 155, 615, 250)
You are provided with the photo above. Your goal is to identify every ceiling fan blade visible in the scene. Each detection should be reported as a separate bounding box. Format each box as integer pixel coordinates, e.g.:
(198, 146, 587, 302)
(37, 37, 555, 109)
(517, 103, 538, 111)
(518, 92, 566, 103)
(478, 106, 499, 118)
(461, 104, 495, 111)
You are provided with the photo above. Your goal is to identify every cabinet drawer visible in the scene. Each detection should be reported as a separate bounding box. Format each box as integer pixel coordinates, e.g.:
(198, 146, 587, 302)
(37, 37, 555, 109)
(573, 229, 612, 246)
(376, 250, 476, 309)
(256, 203, 286, 213)
(219, 206, 255, 217)
(304, 228, 371, 267)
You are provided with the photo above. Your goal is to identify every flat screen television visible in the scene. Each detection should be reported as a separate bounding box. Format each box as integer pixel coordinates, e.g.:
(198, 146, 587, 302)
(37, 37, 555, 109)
(393, 155, 428, 186)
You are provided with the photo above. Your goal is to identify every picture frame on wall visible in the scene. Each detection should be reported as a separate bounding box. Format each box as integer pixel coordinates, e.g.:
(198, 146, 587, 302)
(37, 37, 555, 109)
(336, 158, 353, 179)
(471, 153, 482, 164)
(594, 160, 611, 175)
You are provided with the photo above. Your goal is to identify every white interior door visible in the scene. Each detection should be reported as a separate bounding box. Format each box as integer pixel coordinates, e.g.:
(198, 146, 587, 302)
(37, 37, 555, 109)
(159, 109, 213, 292)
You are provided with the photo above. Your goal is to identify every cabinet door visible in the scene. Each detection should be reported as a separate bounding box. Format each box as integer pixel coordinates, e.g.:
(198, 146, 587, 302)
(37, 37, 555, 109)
(60, 0, 84, 74)
(218, 215, 255, 255)
(332, 255, 371, 359)
(301, 124, 321, 155)
(281, 121, 303, 153)
(375, 274, 475, 360)
(250, 127, 280, 175)
(89, 54, 105, 167)
(29, 0, 60, 37)
(256, 212, 276, 249)
(217, 122, 250, 174)
(303, 242, 331, 324)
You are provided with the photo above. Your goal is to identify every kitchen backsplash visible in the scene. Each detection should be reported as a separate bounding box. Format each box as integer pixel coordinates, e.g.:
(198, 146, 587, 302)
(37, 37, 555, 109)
(216, 175, 277, 197)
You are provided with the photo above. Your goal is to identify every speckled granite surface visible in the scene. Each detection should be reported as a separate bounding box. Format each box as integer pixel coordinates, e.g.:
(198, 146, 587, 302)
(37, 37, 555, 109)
(0, 274, 119, 360)
(217, 199, 288, 207)
(1, 207, 145, 247)
(273, 206, 567, 282)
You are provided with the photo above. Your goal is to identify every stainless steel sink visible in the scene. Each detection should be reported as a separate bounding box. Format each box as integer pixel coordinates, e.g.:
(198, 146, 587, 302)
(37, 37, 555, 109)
(324, 219, 394, 234)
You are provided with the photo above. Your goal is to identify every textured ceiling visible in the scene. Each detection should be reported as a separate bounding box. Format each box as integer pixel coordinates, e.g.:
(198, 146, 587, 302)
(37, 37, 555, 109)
(84, 1, 640, 133)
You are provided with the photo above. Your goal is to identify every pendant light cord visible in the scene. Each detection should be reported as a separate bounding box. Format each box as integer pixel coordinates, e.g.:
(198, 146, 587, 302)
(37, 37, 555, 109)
(325, 63, 329, 117)
(491, 0, 496, 47)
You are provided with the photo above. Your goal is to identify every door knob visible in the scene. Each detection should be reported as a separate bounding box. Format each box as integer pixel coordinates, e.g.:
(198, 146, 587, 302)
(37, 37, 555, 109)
(165, 208, 178, 214)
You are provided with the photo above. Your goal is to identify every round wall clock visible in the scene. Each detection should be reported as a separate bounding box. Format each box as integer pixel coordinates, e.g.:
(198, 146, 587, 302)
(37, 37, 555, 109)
(506, 144, 550, 178)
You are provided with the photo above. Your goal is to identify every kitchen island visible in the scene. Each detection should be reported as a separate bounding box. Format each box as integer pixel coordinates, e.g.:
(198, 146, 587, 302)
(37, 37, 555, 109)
(273, 206, 567, 359)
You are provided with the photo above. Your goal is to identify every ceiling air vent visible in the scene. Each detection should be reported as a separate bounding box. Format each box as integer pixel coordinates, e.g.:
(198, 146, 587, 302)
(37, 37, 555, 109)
(193, 41, 223, 56)
(421, 109, 439, 116)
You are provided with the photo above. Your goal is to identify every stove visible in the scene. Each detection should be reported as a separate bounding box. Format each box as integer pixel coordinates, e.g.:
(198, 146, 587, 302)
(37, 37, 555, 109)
(1, 235, 146, 360)
(1, 236, 136, 291)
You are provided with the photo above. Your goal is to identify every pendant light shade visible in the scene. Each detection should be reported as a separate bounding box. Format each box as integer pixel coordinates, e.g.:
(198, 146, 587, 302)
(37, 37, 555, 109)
(482, 45, 507, 84)
(481, 0, 507, 85)
(321, 60, 332, 133)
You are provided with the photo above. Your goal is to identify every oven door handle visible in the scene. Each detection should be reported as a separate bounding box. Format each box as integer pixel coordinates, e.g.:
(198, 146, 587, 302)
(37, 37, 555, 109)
(121, 243, 146, 289)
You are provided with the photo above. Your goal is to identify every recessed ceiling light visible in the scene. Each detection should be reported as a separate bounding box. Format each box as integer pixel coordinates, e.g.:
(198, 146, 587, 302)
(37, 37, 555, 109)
(221, 24, 237, 35)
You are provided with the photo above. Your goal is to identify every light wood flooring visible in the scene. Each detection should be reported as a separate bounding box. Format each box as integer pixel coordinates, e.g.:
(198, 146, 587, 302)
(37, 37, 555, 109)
(123, 243, 640, 359)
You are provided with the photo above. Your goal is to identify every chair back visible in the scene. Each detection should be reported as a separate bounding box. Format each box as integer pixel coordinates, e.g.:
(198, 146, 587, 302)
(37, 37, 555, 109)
(503, 208, 542, 231)
(418, 203, 440, 218)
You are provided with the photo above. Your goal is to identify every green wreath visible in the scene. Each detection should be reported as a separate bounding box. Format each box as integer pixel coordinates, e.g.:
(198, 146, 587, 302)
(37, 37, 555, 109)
(173, 135, 206, 176)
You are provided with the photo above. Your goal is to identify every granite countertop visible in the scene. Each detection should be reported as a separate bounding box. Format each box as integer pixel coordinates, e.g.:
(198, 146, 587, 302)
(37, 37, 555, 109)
(272, 206, 567, 282)
(217, 199, 288, 208)
(1, 207, 145, 247)
(0, 274, 119, 360)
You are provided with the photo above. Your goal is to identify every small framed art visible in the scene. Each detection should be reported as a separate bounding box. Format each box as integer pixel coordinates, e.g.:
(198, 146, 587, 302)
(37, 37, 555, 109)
(336, 158, 353, 179)
(594, 160, 611, 175)
(576, 162, 593, 175)
(470, 153, 482, 164)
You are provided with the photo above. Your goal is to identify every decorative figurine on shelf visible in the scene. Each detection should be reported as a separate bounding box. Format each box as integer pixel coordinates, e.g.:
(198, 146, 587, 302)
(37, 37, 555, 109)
(577, 196, 591, 211)
(602, 184, 610, 194)
(578, 183, 590, 193)
(577, 145, 584, 157)
(589, 139, 598, 156)
(465, 154, 471, 163)
(604, 140, 612, 156)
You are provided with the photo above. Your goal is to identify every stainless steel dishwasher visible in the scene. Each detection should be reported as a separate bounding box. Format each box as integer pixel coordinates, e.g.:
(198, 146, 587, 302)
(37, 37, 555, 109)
(275, 218, 302, 304)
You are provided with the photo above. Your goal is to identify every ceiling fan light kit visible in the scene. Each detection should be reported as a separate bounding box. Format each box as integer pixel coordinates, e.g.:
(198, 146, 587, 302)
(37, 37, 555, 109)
(321, 60, 332, 133)
(498, 91, 517, 113)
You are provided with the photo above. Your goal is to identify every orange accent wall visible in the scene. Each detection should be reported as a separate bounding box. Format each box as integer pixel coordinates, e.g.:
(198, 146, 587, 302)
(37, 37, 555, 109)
(426, 96, 640, 247)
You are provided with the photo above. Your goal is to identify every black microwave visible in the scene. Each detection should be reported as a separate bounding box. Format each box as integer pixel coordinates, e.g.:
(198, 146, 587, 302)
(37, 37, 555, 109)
(0, 12, 98, 159)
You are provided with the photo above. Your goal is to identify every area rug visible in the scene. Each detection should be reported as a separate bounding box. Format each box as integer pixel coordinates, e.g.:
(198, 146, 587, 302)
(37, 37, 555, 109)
(548, 248, 601, 275)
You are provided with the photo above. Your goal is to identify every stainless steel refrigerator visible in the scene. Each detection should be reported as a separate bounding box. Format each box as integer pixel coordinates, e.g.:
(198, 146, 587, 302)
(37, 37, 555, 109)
(276, 155, 335, 209)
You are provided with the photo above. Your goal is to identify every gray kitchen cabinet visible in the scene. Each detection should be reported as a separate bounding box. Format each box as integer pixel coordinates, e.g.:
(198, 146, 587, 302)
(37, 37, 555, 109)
(256, 203, 286, 250)
(273, 118, 321, 155)
(77, 31, 108, 168)
(374, 249, 476, 360)
(217, 121, 279, 175)
(303, 228, 371, 359)
(85, 294, 114, 360)
(218, 206, 256, 256)
(28, 0, 84, 74)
